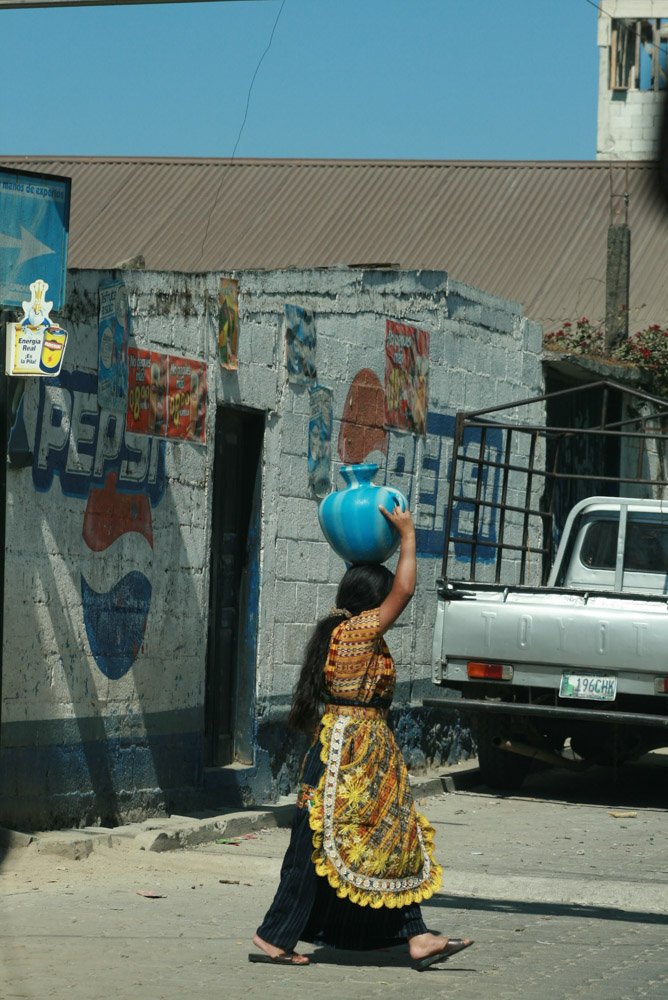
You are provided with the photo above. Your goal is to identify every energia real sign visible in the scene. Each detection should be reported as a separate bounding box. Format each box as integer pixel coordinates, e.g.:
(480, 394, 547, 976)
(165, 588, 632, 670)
(6, 279, 68, 377)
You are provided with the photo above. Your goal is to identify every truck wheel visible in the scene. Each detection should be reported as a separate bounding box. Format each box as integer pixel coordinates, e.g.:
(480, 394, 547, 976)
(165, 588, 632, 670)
(474, 714, 532, 790)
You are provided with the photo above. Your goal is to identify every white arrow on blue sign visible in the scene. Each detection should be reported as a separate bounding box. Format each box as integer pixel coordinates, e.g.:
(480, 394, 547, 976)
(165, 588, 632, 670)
(0, 168, 70, 310)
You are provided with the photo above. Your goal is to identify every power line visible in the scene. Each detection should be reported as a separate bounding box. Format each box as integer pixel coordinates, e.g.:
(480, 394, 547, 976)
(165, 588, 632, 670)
(0, 0, 270, 8)
(230, 0, 286, 161)
(197, 0, 286, 264)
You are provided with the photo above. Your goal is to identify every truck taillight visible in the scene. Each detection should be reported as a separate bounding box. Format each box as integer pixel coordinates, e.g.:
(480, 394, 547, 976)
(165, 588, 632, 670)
(467, 661, 514, 681)
(654, 677, 668, 694)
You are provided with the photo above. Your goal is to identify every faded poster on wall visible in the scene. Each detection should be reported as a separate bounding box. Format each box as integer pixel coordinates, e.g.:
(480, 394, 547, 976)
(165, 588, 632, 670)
(127, 348, 207, 444)
(384, 319, 430, 436)
(98, 281, 130, 412)
(308, 385, 333, 498)
(285, 303, 316, 384)
(167, 355, 207, 445)
(127, 348, 169, 438)
(218, 277, 239, 371)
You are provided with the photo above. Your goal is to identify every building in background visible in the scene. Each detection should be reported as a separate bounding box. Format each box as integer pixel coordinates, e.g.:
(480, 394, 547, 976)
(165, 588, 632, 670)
(597, 1, 668, 160)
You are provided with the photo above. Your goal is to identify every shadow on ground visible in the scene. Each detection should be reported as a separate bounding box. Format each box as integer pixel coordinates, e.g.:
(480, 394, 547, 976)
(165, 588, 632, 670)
(423, 892, 668, 926)
(469, 752, 668, 811)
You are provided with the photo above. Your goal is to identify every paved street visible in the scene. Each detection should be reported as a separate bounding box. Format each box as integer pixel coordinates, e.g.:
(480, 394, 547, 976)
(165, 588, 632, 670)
(1, 755, 666, 1000)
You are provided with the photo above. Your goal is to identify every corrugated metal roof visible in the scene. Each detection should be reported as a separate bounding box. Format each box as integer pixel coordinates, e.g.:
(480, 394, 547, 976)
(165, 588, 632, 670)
(1, 156, 667, 331)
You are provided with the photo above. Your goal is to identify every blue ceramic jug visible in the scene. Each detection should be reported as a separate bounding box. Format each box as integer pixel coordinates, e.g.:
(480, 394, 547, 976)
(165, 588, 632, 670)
(318, 463, 408, 564)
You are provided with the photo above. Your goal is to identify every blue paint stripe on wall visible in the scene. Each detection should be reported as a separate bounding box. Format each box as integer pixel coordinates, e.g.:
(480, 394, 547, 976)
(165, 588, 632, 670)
(0, 728, 203, 828)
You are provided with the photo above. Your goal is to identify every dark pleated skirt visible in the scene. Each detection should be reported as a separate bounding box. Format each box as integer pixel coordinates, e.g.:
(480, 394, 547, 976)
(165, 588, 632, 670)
(256, 736, 427, 951)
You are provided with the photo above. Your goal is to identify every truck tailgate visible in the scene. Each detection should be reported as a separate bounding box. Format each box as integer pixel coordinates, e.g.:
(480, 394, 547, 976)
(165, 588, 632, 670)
(436, 590, 668, 673)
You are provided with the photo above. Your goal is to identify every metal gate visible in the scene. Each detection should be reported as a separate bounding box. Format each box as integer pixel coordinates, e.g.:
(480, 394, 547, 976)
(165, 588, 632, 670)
(442, 379, 668, 587)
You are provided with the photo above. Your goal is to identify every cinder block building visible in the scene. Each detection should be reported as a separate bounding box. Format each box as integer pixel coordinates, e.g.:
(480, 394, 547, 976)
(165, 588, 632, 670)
(0, 265, 543, 828)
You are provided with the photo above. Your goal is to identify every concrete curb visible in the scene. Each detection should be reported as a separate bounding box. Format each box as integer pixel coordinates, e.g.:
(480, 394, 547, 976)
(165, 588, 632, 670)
(0, 827, 34, 850)
(411, 758, 481, 801)
(1, 760, 480, 858)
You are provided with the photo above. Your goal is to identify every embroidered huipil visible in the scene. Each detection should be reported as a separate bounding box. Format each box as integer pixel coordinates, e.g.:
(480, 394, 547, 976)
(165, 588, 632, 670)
(308, 607, 442, 909)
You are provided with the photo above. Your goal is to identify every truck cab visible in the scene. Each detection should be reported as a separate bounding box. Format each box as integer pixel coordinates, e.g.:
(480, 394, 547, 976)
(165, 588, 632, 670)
(552, 497, 668, 596)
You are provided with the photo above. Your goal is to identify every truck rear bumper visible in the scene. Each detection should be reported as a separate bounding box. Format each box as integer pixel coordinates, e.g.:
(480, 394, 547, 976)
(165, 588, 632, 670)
(423, 696, 668, 729)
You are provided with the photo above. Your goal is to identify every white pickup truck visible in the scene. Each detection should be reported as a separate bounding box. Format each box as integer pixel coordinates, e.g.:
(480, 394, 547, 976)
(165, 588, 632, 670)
(426, 380, 668, 788)
(430, 494, 668, 789)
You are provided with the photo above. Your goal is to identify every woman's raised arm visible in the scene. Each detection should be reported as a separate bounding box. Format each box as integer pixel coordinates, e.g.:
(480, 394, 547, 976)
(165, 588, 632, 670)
(377, 505, 416, 633)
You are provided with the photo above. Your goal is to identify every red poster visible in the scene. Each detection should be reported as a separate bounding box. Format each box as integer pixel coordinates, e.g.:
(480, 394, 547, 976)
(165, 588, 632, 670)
(127, 348, 168, 437)
(167, 355, 207, 444)
(126, 348, 206, 444)
(384, 319, 430, 436)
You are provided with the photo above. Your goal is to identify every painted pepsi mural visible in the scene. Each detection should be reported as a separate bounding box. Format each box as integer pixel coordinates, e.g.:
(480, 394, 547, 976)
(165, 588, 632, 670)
(33, 369, 166, 679)
(0, 270, 217, 829)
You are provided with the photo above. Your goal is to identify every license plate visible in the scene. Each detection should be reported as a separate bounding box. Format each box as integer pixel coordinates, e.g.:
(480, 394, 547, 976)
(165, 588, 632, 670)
(559, 672, 617, 702)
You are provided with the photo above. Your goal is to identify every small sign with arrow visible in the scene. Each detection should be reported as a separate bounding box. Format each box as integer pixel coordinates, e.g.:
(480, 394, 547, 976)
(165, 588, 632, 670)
(0, 168, 70, 310)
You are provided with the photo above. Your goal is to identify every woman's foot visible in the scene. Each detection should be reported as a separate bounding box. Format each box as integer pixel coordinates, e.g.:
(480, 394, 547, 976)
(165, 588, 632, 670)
(408, 933, 473, 971)
(250, 933, 310, 965)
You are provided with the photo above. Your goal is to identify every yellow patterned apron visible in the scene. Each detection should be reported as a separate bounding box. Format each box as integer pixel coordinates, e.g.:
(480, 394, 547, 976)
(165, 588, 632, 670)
(308, 706, 442, 909)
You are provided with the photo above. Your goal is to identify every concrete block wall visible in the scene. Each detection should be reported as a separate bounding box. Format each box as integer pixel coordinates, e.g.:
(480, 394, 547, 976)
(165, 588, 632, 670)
(598, 92, 664, 160)
(1, 270, 215, 828)
(0, 265, 544, 828)
(236, 270, 543, 790)
(429, 283, 546, 589)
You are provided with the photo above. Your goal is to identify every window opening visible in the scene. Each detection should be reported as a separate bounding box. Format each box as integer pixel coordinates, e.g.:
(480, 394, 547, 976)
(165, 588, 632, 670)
(580, 519, 619, 570)
(610, 18, 668, 91)
(623, 518, 668, 573)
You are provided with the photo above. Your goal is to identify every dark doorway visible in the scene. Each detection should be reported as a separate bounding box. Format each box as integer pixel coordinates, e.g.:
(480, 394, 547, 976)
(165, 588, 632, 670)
(0, 323, 8, 730)
(205, 406, 264, 767)
(544, 370, 622, 536)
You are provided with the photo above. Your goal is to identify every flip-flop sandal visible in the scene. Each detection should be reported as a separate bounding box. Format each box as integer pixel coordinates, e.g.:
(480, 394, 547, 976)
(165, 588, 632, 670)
(248, 951, 310, 966)
(413, 938, 474, 972)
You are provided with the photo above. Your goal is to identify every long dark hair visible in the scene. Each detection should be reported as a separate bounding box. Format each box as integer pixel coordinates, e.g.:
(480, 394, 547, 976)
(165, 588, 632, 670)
(287, 563, 394, 734)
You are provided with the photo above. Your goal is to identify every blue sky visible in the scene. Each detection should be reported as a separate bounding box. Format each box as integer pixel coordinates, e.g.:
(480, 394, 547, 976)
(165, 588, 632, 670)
(0, 0, 599, 160)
